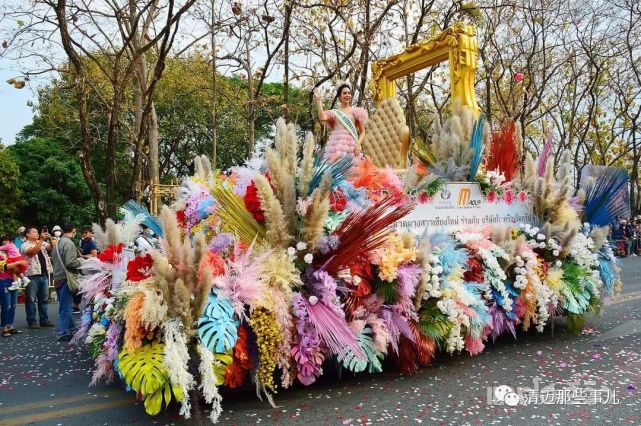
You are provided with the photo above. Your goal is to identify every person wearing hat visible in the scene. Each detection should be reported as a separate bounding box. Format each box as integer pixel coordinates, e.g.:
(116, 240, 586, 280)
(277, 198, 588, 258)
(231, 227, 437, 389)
(51, 225, 62, 239)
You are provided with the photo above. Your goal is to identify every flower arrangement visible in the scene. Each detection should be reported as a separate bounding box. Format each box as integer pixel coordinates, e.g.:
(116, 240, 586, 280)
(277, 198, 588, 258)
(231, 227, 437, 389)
(74, 116, 624, 423)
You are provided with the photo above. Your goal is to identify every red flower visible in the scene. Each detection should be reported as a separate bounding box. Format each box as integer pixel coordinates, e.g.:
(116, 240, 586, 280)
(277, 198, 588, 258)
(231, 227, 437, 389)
(486, 191, 497, 203)
(243, 180, 265, 222)
(464, 257, 484, 283)
(514, 72, 524, 83)
(126, 254, 154, 281)
(329, 188, 347, 212)
(225, 324, 252, 388)
(199, 251, 226, 282)
(98, 243, 124, 263)
(176, 210, 187, 227)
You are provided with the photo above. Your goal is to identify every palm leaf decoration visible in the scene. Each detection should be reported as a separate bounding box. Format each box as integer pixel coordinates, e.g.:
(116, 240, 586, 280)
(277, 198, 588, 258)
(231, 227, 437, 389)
(212, 352, 233, 386)
(414, 174, 446, 198)
(560, 262, 591, 314)
(417, 300, 453, 347)
(373, 274, 400, 305)
(580, 167, 629, 226)
(411, 135, 436, 168)
(319, 195, 415, 275)
(307, 155, 354, 196)
(121, 200, 163, 238)
(118, 341, 183, 415)
(337, 326, 384, 373)
(212, 183, 266, 245)
(469, 115, 485, 180)
(198, 290, 239, 353)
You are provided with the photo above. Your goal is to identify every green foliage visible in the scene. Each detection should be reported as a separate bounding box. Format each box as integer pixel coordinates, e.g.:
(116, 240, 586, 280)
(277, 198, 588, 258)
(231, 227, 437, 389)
(7, 130, 95, 228)
(337, 326, 383, 373)
(89, 331, 107, 359)
(118, 341, 182, 416)
(374, 277, 400, 305)
(418, 300, 453, 347)
(0, 145, 22, 234)
(566, 313, 586, 335)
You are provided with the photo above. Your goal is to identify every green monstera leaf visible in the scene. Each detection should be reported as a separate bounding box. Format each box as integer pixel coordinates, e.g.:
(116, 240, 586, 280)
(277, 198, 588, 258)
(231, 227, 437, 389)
(118, 341, 182, 415)
(337, 326, 384, 373)
(198, 290, 239, 353)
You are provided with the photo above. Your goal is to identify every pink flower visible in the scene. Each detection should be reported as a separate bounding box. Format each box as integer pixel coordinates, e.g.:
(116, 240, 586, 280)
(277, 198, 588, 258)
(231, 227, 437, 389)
(417, 192, 430, 204)
(514, 72, 524, 83)
(502, 190, 515, 205)
(518, 191, 528, 203)
(487, 191, 497, 203)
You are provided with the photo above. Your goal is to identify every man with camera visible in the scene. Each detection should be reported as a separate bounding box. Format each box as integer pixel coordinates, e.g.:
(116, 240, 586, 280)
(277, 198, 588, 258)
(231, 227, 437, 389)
(20, 226, 55, 329)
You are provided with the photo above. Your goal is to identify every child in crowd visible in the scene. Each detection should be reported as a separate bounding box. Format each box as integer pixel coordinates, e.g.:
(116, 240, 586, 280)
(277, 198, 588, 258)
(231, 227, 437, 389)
(0, 235, 29, 290)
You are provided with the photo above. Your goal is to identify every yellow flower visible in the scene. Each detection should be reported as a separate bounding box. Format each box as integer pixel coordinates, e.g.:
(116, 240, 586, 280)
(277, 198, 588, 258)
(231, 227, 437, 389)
(545, 267, 563, 290)
(248, 308, 283, 391)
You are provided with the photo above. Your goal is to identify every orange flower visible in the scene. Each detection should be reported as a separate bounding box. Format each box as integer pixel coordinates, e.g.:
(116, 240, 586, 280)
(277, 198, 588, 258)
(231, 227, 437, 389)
(123, 292, 147, 352)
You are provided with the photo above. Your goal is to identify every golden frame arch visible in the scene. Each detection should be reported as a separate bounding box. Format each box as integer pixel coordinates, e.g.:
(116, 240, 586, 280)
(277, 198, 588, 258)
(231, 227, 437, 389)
(370, 23, 480, 114)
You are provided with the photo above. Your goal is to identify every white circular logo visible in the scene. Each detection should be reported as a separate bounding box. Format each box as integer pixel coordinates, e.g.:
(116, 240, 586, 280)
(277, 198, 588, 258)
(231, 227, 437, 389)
(504, 392, 520, 407)
(494, 385, 513, 402)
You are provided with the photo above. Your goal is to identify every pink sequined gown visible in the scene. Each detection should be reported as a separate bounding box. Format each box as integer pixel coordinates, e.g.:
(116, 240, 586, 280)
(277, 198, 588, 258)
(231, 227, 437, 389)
(323, 107, 368, 162)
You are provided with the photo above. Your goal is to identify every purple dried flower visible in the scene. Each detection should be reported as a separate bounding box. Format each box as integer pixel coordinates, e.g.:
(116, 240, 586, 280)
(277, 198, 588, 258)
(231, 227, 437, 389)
(291, 293, 325, 386)
(210, 233, 235, 253)
(317, 235, 340, 255)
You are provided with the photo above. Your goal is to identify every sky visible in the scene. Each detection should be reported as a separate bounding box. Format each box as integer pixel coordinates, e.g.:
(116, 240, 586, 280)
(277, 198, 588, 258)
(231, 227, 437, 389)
(0, 63, 34, 145)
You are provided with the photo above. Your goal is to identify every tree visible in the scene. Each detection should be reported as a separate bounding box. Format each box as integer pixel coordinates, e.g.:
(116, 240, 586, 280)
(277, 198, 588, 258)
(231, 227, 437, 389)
(0, 145, 21, 235)
(7, 126, 95, 228)
(2, 0, 199, 222)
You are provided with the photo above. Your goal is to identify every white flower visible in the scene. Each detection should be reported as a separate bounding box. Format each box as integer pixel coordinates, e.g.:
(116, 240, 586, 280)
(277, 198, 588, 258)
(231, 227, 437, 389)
(308, 295, 318, 305)
(304, 253, 314, 264)
(353, 275, 361, 284)
(296, 241, 308, 251)
(287, 247, 296, 256)
(537, 233, 545, 241)
(553, 250, 560, 257)
(555, 260, 562, 267)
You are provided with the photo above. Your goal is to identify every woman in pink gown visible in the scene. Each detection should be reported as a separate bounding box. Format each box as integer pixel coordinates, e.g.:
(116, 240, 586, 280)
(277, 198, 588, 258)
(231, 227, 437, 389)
(314, 83, 368, 162)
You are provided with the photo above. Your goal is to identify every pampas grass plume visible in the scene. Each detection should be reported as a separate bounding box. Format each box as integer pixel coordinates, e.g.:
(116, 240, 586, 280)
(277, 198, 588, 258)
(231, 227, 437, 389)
(302, 188, 330, 250)
(255, 174, 292, 248)
(105, 219, 119, 245)
(298, 133, 315, 196)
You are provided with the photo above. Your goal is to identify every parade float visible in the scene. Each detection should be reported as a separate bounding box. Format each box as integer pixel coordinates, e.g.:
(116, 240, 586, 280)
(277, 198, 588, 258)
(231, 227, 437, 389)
(74, 24, 625, 422)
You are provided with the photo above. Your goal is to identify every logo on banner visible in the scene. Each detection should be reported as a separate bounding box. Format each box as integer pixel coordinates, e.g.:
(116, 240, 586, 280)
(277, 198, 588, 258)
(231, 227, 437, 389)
(458, 188, 471, 206)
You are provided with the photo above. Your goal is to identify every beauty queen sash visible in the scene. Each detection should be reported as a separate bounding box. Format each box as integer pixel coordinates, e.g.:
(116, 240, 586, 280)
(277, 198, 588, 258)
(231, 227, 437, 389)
(332, 109, 359, 142)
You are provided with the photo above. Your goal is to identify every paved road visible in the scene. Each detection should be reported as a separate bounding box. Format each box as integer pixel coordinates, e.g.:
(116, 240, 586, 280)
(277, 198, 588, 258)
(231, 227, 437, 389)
(1, 258, 641, 426)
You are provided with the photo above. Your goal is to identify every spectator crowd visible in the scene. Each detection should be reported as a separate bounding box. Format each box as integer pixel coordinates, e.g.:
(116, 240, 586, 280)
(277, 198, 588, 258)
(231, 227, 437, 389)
(610, 216, 641, 257)
(0, 223, 153, 342)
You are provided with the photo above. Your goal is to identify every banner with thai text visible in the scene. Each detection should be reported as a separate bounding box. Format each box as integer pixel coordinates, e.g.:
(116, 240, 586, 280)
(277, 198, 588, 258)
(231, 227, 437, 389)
(395, 183, 535, 235)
